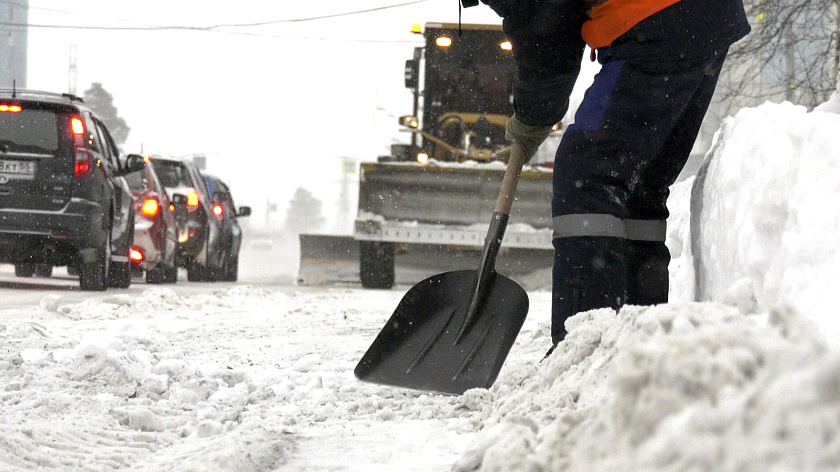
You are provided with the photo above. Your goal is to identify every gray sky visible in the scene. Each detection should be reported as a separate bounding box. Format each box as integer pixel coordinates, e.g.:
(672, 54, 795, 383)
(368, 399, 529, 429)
(24, 1, 503, 227)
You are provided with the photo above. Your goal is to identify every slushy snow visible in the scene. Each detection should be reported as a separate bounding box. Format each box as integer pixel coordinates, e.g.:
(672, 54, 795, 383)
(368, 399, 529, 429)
(1, 91, 840, 471)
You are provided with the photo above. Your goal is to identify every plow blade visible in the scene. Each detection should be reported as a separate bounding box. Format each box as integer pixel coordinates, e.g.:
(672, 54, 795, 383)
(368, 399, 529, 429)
(297, 234, 361, 286)
(297, 234, 553, 290)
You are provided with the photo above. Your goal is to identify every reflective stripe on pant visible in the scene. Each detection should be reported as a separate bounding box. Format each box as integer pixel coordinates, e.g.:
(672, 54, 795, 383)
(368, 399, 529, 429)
(552, 214, 666, 241)
(549, 52, 727, 345)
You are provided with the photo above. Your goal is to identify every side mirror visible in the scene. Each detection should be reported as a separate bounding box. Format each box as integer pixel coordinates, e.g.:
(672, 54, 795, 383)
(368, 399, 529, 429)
(404, 59, 419, 89)
(117, 154, 146, 176)
(237, 206, 252, 217)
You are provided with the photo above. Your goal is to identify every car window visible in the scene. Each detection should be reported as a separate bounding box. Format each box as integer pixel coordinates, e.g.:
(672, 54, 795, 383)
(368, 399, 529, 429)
(188, 164, 210, 199)
(0, 106, 61, 155)
(94, 118, 121, 169)
(217, 180, 236, 208)
(202, 175, 217, 198)
(124, 167, 148, 190)
(82, 113, 104, 155)
(152, 160, 193, 188)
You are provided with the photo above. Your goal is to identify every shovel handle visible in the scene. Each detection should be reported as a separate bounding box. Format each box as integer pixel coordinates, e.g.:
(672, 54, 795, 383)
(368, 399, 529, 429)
(494, 142, 529, 215)
(456, 142, 529, 343)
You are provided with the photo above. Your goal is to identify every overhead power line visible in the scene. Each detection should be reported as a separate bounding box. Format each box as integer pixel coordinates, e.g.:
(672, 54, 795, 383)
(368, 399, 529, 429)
(0, 0, 433, 37)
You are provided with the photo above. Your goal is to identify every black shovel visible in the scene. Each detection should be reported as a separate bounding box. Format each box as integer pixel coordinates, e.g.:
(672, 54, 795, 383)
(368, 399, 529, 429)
(354, 142, 531, 395)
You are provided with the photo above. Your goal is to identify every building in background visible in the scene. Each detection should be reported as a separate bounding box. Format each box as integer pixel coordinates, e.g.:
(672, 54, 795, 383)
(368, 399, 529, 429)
(0, 0, 28, 88)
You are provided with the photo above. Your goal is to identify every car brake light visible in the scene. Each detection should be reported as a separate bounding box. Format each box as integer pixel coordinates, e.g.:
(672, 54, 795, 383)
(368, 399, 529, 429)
(74, 147, 92, 178)
(130, 248, 144, 262)
(213, 204, 223, 217)
(0, 104, 22, 113)
(141, 198, 159, 217)
(187, 189, 199, 210)
(71, 117, 85, 135)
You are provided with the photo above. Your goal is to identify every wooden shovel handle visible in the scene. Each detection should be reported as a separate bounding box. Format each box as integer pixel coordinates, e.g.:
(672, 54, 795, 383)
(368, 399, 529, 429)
(494, 142, 528, 215)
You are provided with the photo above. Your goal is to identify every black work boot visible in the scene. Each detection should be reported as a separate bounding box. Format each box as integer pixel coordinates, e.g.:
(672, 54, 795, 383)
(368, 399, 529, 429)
(551, 236, 626, 346)
(625, 240, 670, 306)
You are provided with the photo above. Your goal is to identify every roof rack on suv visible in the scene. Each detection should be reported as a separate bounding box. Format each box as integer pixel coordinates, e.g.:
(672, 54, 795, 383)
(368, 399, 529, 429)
(0, 88, 85, 103)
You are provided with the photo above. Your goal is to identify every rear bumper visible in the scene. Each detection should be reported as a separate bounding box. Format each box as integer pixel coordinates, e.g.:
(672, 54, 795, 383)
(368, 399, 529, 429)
(131, 222, 164, 271)
(0, 198, 106, 264)
(176, 214, 208, 265)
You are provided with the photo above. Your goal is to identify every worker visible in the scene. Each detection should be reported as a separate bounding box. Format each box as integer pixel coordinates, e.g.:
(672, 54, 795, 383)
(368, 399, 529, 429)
(469, 0, 750, 351)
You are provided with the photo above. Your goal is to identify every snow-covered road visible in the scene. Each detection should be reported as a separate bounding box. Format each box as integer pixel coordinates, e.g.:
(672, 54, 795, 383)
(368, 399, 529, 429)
(0, 268, 552, 471)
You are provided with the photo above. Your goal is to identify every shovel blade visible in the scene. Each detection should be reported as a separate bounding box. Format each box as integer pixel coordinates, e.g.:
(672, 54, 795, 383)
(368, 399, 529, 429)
(354, 270, 529, 395)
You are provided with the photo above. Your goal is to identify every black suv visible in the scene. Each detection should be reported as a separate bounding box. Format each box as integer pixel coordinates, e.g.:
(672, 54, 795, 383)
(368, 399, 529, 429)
(0, 89, 145, 290)
(149, 155, 223, 281)
(201, 172, 251, 281)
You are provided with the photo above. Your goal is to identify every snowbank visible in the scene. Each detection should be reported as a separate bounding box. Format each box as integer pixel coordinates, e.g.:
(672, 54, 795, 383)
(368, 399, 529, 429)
(456, 301, 840, 471)
(692, 101, 840, 342)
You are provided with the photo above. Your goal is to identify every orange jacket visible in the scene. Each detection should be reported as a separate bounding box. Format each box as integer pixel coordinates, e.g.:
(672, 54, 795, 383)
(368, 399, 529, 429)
(582, 0, 683, 49)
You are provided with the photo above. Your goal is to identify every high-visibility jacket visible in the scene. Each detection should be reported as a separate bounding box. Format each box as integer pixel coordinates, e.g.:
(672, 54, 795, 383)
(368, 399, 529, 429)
(581, 0, 683, 49)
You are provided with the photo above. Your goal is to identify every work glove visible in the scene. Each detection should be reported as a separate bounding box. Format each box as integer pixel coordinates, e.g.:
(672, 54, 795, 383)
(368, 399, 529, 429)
(505, 114, 552, 162)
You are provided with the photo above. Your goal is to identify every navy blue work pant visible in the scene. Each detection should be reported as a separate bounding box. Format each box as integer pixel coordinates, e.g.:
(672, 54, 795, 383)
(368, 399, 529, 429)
(550, 52, 727, 345)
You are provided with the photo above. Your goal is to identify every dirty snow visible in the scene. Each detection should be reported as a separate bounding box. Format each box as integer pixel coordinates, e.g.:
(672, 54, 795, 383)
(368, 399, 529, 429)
(2, 92, 840, 471)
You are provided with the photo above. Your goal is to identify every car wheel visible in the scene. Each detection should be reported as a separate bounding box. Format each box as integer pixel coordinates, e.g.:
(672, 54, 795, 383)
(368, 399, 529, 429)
(224, 254, 239, 282)
(208, 250, 226, 283)
(187, 262, 207, 282)
(34, 264, 53, 278)
(146, 264, 166, 284)
(14, 263, 36, 277)
(109, 261, 132, 288)
(163, 252, 178, 284)
(109, 225, 133, 289)
(80, 239, 110, 292)
(164, 263, 178, 284)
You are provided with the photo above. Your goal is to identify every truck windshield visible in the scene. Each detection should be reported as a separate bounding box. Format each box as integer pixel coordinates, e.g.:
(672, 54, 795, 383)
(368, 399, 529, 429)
(423, 27, 515, 122)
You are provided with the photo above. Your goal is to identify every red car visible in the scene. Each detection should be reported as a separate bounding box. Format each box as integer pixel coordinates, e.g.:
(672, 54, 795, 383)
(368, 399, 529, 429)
(125, 157, 179, 283)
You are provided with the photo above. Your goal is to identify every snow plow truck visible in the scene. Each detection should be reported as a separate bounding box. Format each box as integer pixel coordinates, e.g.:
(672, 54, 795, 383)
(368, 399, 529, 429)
(298, 22, 557, 289)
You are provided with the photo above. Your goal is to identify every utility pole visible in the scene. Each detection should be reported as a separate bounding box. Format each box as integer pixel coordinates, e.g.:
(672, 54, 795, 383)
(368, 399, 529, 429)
(68, 45, 77, 95)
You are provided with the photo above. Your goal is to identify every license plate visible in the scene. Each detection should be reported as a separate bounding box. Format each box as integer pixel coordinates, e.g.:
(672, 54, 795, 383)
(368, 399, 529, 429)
(0, 159, 37, 179)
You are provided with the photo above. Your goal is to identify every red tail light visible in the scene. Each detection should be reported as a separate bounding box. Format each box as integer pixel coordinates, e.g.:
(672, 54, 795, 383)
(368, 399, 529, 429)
(186, 189, 199, 211)
(71, 116, 91, 179)
(130, 248, 144, 262)
(140, 198, 159, 217)
(74, 147, 92, 178)
(71, 117, 85, 135)
(213, 204, 223, 217)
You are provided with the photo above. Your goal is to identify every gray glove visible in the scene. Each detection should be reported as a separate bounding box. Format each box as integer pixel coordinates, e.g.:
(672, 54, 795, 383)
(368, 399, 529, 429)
(505, 114, 552, 162)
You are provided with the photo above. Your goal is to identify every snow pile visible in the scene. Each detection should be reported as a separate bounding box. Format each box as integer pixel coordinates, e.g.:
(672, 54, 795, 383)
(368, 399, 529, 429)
(1, 288, 296, 471)
(454, 99, 840, 471)
(457, 303, 839, 472)
(694, 101, 840, 341)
